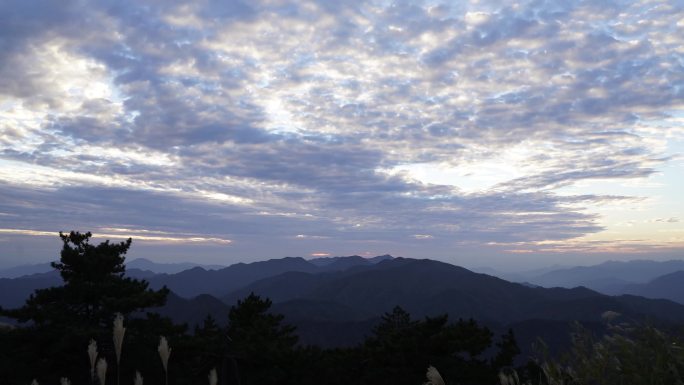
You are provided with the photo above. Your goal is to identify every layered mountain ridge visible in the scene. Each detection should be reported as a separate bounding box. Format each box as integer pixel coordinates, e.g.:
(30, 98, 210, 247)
(3, 255, 684, 349)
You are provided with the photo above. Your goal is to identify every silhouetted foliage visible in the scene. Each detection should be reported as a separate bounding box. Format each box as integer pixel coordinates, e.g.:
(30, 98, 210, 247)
(492, 328, 521, 369)
(542, 322, 684, 385)
(226, 293, 298, 385)
(360, 306, 505, 385)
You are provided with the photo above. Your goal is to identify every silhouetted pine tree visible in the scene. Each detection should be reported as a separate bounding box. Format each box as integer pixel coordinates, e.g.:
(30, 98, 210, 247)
(226, 293, 298, 385)
(0, 231, 170, 384)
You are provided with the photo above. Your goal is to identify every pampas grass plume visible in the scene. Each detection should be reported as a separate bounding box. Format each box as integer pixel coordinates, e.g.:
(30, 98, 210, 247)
(157, 336, 171, 371)
(88, 339, 98, 380)
(113, 313, 126, 385)
(423, 366, 445, 385)
(208, 368, 217, 385)
(97, 358, 108, 385)
(133, 371, 143, 385)
(113, 313, 126, 364)
(158, 336, 171, 371)
(498, 367, 521, 385)
(158, 336, 171, 385)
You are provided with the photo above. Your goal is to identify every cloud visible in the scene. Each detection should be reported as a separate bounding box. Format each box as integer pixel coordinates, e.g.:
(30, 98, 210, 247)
(653, 217, 680, 224)
(0, 228, 232, 244)
(1, 0, 683, 266)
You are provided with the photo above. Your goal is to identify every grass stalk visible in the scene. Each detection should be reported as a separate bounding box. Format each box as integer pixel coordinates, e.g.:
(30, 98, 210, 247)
(113, 313, 126, 385)
(158, 336, 171, 385)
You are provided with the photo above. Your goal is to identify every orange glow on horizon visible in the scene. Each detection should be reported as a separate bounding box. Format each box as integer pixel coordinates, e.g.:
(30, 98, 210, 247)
(310, 252, 330, 257)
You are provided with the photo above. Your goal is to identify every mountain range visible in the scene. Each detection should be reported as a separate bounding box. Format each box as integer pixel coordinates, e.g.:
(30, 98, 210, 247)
(143, 254, 393, 298)
(523, 259, 684, 285)
(0, 258, 228, 278)
(504, 260, 684, 300)
(3, 255, 684, 353)
(621, 271, 684, 304)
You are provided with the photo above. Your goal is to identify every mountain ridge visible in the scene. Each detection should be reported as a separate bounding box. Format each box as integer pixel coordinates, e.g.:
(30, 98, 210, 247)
(5, 256, 684, 351)
(220, 258, 684, 326)
(620, 270, 684, 304)
(526, 259, 684, 290)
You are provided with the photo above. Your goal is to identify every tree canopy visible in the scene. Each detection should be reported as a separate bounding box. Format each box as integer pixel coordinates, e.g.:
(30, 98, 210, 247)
(226, 293, 298, 385)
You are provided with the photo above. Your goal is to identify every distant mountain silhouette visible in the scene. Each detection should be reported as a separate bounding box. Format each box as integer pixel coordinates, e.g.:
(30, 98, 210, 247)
(313, 255, 373, 271)
(147, 255, 394, 298)
(620, 271, 684, 304)
(470, 264, 572, 283)
(125, 268, 159, 279)
(222, 258, 410, 306)
(0, 270, 61, 309)
(146, 257, 320, 298)
(0, 263, 53, 278)
(308, 254, 393, 269)
(366, 254, 394, 263)
(126, 258, 226, 274)
(526, 260, 684, 294)
(221, 258, 684, 325)
(0, 258, 226, 278)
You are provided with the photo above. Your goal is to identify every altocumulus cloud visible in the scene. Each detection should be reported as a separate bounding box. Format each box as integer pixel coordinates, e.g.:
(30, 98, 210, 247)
(0, 0, 683, 267)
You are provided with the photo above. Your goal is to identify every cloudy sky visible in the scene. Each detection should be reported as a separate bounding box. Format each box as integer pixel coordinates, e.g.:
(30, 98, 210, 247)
(1, 0, 683, 270)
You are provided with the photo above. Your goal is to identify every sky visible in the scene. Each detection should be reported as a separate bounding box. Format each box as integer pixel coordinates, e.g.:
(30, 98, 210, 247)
(1, 0, 683, 271)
